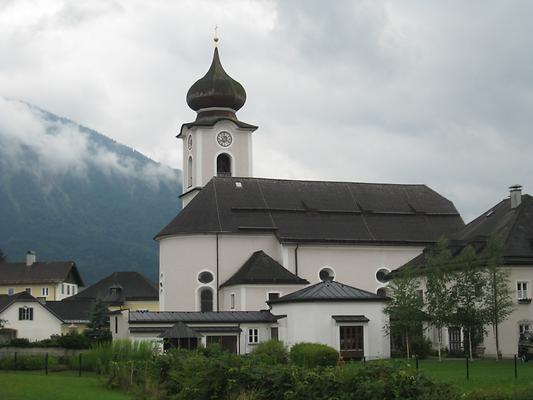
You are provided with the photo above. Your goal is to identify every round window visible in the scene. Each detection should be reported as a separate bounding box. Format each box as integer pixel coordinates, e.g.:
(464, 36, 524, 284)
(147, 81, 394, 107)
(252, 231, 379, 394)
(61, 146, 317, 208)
(198, 271, 214, 284)
(376, 268, 390, 283)
(319, 267, 334, 281)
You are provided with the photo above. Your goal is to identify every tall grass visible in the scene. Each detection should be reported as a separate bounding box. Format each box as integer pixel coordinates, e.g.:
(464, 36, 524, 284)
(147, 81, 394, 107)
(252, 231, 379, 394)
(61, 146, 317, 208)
(68, 340, 156, 372)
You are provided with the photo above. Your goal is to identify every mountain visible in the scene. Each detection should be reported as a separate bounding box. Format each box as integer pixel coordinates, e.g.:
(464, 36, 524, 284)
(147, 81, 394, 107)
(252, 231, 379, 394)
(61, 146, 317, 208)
(0, 98, 181, 283)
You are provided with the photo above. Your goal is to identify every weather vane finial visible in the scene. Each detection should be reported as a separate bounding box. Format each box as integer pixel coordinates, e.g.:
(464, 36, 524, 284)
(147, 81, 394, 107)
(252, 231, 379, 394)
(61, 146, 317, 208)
(214, 25, 219, 47)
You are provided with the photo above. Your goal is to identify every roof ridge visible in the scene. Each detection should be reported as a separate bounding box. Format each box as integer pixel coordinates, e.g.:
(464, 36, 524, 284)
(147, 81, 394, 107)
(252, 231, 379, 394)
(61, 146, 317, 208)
(214, 176, 428, 187)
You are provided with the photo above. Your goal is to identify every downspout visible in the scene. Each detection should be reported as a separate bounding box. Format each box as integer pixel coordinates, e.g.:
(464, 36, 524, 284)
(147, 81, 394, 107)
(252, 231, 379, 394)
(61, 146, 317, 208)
(216, 232, 220, 312)
(294, 243, 299, 276)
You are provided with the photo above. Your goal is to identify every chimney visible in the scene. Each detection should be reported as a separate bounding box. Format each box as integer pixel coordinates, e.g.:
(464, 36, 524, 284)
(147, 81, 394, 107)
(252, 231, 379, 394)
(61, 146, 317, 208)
(509, 184, 522, 209)
(26, 251, 36, 266)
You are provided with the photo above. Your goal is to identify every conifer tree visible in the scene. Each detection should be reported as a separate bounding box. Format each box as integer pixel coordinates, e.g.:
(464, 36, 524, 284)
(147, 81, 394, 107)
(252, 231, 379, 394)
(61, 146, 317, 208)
(482, 234, 514, 360)
(425, 236, 454, 361)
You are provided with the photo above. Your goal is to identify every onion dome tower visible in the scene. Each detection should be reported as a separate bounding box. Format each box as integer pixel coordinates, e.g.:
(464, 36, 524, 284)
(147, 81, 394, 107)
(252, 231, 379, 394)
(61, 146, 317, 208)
(178, 37, 258, 207)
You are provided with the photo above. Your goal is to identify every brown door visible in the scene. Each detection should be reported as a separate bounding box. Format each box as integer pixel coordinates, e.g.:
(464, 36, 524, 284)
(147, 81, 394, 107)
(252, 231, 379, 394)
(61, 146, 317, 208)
(206, 335, 238, 353)
(340, 326, 364, 360)
(448, 327, 462, 353)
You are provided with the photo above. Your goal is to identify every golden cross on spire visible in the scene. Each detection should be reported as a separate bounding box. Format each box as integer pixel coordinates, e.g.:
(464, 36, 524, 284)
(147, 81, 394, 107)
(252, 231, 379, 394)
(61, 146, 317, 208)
(214, 25, 219, 47)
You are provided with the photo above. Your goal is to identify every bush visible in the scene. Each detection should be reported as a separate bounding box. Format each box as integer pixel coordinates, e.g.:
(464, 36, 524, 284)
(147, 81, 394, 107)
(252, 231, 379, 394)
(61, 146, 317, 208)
(410, 336, 433, 358)
(58, 331, 91, 349)
(2, 338, 31, 348)
(289, 342, 339, 368)
(249, 340, 288, 364)
(0, 354, 59, 371)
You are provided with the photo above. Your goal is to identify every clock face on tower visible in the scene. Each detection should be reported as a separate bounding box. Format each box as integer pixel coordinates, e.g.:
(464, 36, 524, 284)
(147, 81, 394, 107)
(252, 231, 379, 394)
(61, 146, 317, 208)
(187, 135, 193, 150)
(217, 131, 232, 147)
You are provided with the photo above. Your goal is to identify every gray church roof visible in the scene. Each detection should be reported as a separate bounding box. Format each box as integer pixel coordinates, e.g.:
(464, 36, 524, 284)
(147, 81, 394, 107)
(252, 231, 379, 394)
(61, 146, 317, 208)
(220, 250, 309, 287)
(402, 193, 533, 269)
(268, 280, 386, 304)
(157, 177, 464, 244)
(129, 310, 277, 324)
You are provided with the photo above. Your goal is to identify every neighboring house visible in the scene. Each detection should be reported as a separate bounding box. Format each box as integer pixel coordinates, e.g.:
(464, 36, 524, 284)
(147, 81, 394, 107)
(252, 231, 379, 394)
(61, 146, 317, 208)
(70, 271, 158, 311)
(400, 186, 533, 357)
(0, 291, 92, 341)
(0, 251, 83, 300)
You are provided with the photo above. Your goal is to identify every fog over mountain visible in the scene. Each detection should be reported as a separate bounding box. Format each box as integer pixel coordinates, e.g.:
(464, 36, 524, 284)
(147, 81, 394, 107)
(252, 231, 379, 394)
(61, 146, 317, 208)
(0, 98, 181, 283)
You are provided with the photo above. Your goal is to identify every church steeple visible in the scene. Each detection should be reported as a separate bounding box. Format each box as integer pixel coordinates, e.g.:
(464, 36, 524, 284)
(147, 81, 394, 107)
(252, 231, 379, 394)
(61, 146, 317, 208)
(178, 43, 258, 208)
(186, 47, 247, 113)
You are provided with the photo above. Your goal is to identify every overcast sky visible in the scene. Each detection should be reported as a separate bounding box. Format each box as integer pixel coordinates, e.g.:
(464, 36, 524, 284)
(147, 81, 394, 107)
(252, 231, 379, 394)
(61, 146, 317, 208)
(1, 0, 532, 222)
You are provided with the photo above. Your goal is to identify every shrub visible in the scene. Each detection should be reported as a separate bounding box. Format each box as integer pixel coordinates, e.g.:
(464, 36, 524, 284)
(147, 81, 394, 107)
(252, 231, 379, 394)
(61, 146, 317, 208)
(3, 338, 30, 348)
(0, 354, 59, 371)
(410, 335, 433, 359)
(249, 340, 288, 364)
(58, 331, 91, 349)
(289, 342, 339, 368)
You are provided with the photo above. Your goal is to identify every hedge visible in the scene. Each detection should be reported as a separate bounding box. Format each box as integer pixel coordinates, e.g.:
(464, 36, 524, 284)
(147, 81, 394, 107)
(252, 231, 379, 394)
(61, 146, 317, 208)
(289, 342, 339, 368)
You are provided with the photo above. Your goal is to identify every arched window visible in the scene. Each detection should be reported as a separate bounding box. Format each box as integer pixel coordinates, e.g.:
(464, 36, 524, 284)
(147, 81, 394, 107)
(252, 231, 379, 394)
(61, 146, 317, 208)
(187, 156, 193, 187)
(319, 267, 335, 282)
(216, 153, 232, 177)
(377, 287, 387, 297)
(200, 287, 213, 312)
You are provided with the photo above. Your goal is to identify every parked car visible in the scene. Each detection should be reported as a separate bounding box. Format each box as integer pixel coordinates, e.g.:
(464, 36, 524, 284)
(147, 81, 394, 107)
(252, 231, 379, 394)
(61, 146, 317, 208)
(518, 332, 533, 362)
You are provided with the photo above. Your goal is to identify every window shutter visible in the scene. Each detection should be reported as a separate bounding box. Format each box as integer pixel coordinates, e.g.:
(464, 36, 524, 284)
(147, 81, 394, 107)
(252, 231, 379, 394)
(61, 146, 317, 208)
(19, 308, 23, 320)
(29, 308, 33, 320)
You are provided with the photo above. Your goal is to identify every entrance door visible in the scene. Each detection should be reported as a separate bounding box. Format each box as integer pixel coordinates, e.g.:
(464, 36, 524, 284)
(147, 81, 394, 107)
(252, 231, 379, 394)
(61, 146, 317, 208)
(339, 326, 364, 360)
(448, 327, 462, 353)
(206, 335, 238, 353)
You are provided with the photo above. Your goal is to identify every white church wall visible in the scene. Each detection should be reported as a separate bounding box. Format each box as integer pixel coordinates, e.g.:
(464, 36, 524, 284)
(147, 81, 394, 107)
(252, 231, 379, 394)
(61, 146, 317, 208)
(270, 301, 390, 360)
(219, 284, 307, 311)
(159, 233, 281, 311)
(290, 244, 423, 295)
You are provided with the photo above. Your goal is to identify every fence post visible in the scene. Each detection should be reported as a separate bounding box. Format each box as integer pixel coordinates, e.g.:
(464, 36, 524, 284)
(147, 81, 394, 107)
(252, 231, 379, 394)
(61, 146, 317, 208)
(14, 352, 17, 371)
(466, 356, 470, 380)
(45, 353, 48, 375)
(415, 355, 419, 371)
(79, 353, 82, 377)
(514, 354, 518, 379)
(363, 356, 366, 365)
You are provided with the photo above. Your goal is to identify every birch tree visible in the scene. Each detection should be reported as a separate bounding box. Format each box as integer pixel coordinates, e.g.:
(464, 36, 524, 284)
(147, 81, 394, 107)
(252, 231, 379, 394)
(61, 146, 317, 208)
(384, 270, 425, 359)
(482, 234, 514, 360)
(425, 237, 454, 361)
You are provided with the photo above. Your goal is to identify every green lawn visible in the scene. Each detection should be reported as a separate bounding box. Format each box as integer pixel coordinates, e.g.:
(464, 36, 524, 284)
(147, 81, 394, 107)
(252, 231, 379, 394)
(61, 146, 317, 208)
(347, 358, 533, 393)
(0, 371, 131, 400)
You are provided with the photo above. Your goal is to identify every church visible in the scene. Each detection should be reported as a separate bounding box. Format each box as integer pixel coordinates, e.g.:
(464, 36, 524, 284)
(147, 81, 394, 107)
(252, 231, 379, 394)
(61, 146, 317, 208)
(112, 42, 464, 360)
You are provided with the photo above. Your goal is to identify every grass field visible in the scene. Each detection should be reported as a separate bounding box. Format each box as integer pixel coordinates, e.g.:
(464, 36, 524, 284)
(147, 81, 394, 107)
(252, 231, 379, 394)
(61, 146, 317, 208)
(0, 371, 131, 400)
(345, 358, 533, 394)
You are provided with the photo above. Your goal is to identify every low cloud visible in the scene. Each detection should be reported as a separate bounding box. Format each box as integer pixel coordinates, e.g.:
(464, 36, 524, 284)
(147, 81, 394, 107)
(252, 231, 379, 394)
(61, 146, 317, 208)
(0, 97, 179, 190)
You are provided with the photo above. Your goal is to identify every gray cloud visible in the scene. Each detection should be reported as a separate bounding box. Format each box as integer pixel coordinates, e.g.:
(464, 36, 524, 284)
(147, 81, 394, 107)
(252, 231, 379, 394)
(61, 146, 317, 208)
(0, 0, 532, 221)
(0, 98, 178, 189)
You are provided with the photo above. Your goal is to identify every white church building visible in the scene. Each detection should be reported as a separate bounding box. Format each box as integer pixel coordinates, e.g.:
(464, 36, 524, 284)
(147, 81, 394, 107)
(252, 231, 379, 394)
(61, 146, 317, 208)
(112, 43, 464, 360)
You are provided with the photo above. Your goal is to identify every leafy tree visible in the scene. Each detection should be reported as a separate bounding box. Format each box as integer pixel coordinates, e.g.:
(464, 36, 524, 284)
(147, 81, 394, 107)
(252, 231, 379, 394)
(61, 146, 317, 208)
(425, 236, 454, 361)
(0, 318, 7, 328)
(482, 234, 514, 360)
(384, 269, 425, 359)
(449, 245, 487, 359)
(0, 249, 6, 263)
(85, 298, 112, 343)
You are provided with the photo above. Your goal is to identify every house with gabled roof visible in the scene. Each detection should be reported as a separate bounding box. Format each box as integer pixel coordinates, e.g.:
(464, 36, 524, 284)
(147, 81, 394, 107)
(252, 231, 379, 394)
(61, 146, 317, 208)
(0, 291, 92, 341)
(0, 251, 83, 301)
(70, 271, 158, 311)
(399, 185, 533, 357)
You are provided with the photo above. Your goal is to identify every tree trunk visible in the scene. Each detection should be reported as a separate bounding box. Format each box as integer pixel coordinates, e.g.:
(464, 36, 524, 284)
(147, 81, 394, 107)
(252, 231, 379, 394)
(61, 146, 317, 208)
(406, 330, 410, 360)
(437, 328, 442, 362)
(494, 323, 500, 360)
(468, 329, 473, 360)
